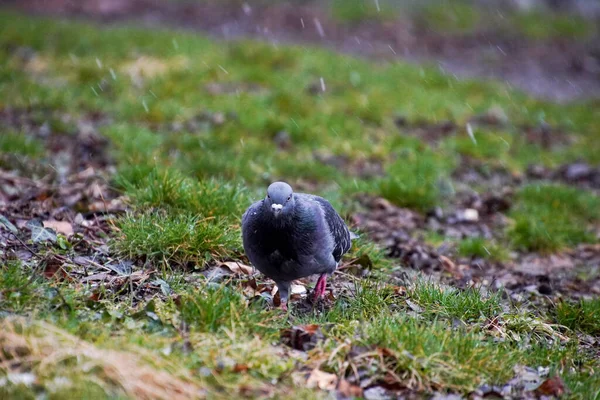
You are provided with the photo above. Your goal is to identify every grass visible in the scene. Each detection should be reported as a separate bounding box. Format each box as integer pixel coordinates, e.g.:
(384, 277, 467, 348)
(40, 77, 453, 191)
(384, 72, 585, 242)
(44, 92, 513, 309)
(509, 11, 595, 40)
(553, 299, 600, 336)
(115, 211, 241, 266)
(409, 281, 502, 322)
(0, 131, 44, 158)
(1, 9, 600, 399)
(457, 237, 508, 262)
(509, 184, 600, 252)
(1, 260, 599, 398)
(417, 1, 480, 34)
(376, 148, 453, 212)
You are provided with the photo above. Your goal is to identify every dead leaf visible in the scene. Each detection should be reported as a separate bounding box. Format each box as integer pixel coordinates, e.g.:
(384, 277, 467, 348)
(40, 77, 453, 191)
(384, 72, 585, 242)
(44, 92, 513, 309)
(43, 220, 74, 236)
(42, 256, 66, 280)
(271, 282, 306, 298)
(439, 255, 456, 271)
(405, 299, 423, 313)
(26, 219, 56, 243)
(281, 324, 324, 351)
(232, 364, 249, 373)
(392, 286, 407, 297)
(220, 261, 253, 275)
(535, 376, 565, 397)
(338, 378, 363, 398)
(306, 369, 338, 391)
(291, 283, 307, 296)
(0, 215, 18, 234)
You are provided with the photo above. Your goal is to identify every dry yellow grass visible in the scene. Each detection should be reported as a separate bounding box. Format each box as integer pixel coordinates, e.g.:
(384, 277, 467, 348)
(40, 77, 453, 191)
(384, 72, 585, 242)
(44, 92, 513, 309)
(0, 317, 205, 400)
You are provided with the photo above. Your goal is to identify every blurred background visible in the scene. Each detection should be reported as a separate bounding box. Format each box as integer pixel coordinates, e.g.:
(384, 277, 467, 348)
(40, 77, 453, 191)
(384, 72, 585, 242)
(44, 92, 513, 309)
(7, 0, 600, 101)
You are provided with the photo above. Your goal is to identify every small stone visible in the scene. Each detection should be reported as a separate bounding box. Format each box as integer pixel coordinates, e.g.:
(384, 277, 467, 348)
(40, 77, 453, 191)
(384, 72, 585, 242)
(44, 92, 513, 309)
(563, 162, 593, 181)
(456, 208, 479, 222)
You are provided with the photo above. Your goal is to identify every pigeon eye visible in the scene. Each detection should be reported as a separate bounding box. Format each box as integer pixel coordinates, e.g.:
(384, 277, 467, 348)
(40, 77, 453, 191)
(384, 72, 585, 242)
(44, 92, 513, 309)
(267, 194, 270, 199)
(287, 196, 291, 201)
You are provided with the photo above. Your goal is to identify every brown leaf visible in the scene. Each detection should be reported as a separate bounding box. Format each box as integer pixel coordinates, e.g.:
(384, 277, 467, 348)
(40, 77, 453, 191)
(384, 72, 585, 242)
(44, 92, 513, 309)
(535, 376, 565, 397)
(232, 363, 249, 373)
(306, 369, 338, 391)
(281, 324, 324, 351)
(43, 220, 74, 236)
(42, 256, 66, 280)
(392, 286, 407, 297)
(220, 261, 253, 275)
(338, 378, 363, 398)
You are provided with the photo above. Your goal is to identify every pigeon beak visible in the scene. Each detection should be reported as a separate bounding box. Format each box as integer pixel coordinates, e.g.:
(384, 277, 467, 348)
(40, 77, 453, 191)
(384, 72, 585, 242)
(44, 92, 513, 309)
(271, 203, 283, 216)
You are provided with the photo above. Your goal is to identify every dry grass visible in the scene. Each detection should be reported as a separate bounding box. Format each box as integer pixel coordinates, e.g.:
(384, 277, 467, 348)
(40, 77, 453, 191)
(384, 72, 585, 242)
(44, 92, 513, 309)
(0, 317, 205, 400)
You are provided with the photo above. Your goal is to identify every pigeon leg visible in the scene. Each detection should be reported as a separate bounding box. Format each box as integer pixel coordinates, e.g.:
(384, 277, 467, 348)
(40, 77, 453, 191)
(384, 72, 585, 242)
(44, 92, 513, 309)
(276, 281, 291, 311)
(313, 273, 327, 301)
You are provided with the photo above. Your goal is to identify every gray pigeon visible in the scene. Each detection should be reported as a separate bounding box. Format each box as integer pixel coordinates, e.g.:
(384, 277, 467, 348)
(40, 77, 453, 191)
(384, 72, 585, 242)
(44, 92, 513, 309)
(242, 182, 352, 310)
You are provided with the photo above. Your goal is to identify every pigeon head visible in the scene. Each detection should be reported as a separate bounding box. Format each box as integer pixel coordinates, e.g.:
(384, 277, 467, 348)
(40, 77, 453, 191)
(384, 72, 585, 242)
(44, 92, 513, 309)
(265, 181, 294, 218)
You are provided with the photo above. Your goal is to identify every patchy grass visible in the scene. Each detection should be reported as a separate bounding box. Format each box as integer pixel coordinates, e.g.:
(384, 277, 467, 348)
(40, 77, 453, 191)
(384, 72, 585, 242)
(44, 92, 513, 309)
(509, 11, 595, 40)
(0, 131, 44, 158)
(115, 211, 241, 266)
(377, 148, 454, 212)
(330, 0, 396, 24)
(410, 281, 502, 322)
(417, 1, 480, 34)
(553, 299, 600, 336)
(457, 237, 509, 262)
(509, 184, 600, 252)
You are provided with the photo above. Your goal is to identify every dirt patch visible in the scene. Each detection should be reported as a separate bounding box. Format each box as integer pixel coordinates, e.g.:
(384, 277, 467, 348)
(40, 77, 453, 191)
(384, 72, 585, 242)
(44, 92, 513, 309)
(352, 191, 600, 304)
(527, 162, 600, 191)
(6, 0, 600, 102)
(0, 107, 169, 304)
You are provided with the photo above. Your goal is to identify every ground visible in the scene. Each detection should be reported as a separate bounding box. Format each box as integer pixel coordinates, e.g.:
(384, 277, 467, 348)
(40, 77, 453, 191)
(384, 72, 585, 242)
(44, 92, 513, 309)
(0, 3, 600, 400)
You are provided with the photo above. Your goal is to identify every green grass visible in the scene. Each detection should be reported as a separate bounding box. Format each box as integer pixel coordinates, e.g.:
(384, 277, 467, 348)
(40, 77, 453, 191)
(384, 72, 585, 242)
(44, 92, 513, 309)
(376, 148, 454, 212)
(115, 211, 241, 266)
(417, 1, 480, 34)
(0, 131, 44, 158)
(553, 299, 600, 336)
(409, 281, 502, 322)
(509, 11, 595, 40)
(330, 0, 396, 24)
(457, 237, 509, 262)
(1, 260, 599, 399)
(509, 184, 600, 252)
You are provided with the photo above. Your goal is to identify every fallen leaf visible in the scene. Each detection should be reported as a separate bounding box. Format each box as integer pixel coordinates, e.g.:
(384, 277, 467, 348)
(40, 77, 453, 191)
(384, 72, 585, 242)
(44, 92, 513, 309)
(405, 299, 423, 313)
(281, 324, 324, 351)
(26, 219, 57, 243)
(392, 286, 407, 296)
(43, 220, 74, 236)
(291, 283, 307, 295)
(306, 369, 338, 391)
(42, 256, 66, 280)
(232, 363, 249, 373)
(105, 261, 133, 276)
(338, 378, 363, 398)
(439, 255, 456, 271)
(0, 215, 18, 234)
(535, 376, 565, 397)
(221, 261, 253, 275)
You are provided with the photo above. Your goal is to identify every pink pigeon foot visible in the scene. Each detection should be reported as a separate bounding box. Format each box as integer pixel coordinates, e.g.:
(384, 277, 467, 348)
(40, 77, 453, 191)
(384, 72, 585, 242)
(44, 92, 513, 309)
(280, 301, 288, 311)
(313, 274, 327, 301)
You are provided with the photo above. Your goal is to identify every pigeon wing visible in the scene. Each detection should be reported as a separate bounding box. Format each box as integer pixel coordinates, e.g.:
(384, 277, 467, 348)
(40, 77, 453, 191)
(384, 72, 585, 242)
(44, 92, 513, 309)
(309, 196, 351, 263)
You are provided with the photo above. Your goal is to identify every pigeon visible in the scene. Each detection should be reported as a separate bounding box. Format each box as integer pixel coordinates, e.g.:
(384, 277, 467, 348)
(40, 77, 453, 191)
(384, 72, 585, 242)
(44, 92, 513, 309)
(242, 181, 352, 310)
